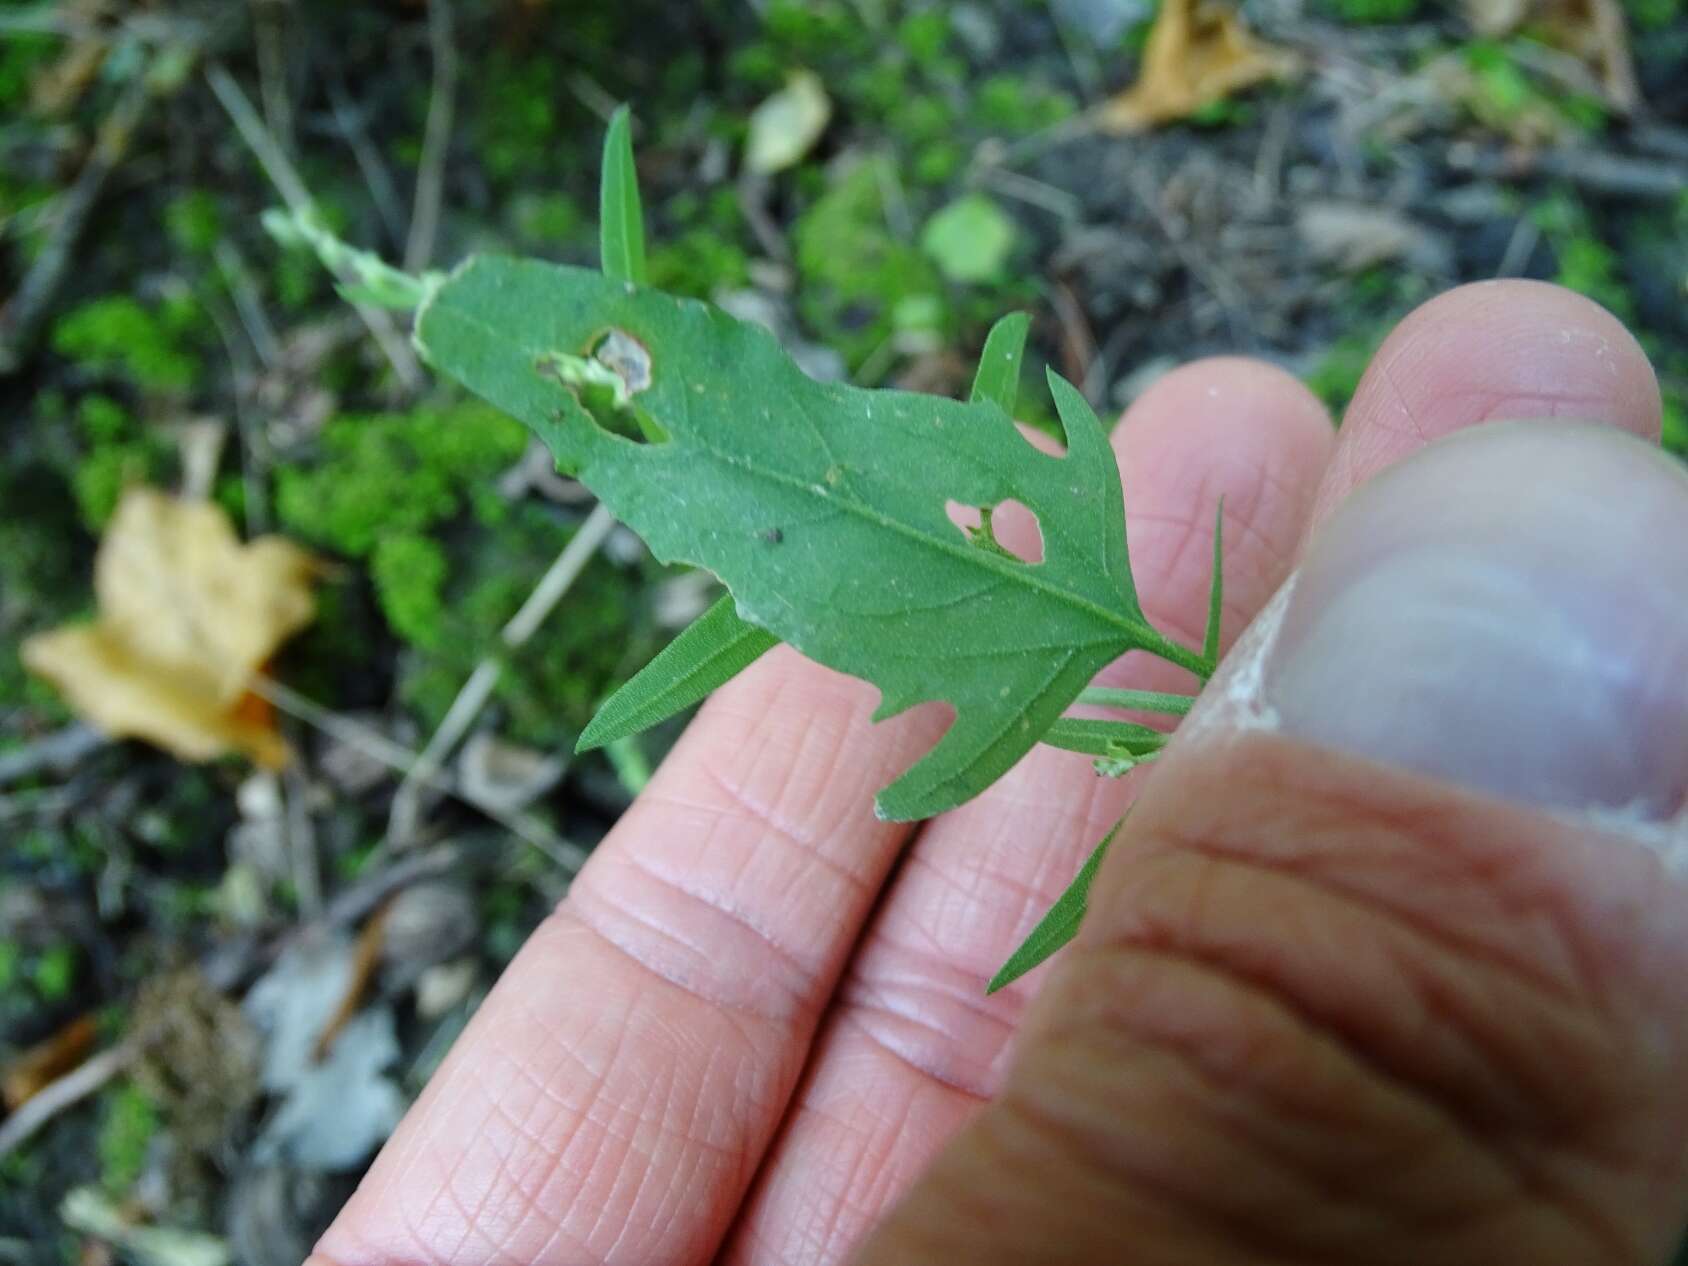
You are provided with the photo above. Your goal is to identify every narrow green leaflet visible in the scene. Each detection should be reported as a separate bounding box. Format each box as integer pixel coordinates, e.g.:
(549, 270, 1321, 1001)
(1040, 717, 1166, 758)
(1201, 497, 1225, 670)
(1077, 687, 1193, 717)
(969, 312, 1029, 415)
(415, 262, 1203, 820)
(600, 106, 646, 286)
(578, 595, 778, 752)
(987, 817, 1123, 993)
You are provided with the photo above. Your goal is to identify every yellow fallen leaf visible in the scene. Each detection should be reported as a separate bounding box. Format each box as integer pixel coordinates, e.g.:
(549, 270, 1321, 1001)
(22, 488, 321, 767)
(1098, 0, 1299, 134)
(745, 70, 833, 175)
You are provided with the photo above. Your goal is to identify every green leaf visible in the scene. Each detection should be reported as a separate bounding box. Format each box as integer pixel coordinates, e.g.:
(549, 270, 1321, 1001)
(414, 261, 1203, 820)
(988, 817, 1123, 993)
(578, 595, 778, 752)
(969, 312, 1029, 415)
(1040, 717, 1167, 758)
(1077, 687, 1194, 717)
(600, 106, 647, 286)
(921, 193, 1016, 285)
(1202, 497, 1224, 671)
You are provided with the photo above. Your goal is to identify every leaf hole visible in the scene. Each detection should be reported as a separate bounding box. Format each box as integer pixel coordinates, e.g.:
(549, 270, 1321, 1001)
(944, 499, 1043, 564)
(590, 328, 652, 395)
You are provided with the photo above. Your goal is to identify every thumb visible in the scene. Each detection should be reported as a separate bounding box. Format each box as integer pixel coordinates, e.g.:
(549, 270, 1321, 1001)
(857, 421, 1688, 1266)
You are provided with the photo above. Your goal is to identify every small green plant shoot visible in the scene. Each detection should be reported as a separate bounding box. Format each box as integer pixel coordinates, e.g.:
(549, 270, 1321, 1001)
(279, 108, 1225, 991)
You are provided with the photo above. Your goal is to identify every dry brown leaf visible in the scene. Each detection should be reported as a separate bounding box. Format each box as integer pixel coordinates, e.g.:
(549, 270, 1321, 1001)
(1464, 0, 1638, 111)
(22, 488, 322, 767)
(1098, 0, 1299, 134)
(3, 1015, 97, 1112)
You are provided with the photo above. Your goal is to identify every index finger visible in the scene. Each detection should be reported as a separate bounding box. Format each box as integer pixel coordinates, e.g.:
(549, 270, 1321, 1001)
(310, 650, 947, 1266)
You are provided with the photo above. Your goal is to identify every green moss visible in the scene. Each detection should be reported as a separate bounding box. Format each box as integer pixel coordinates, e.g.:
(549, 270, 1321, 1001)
(478, 53, 565, 184)
(73, 444, 155, 530)
(508, 191, 587, 246)
(395, 507, 652, 743)
(1306, 330, 1386, 413)
(1531, 194, 1634, 321)
(763, 0, 870, 60)
(896, 8, 953, 69)
(1627, 0, 1682, 26)
(67, 394, 168, 530)
(164, 190, 223, 257)
(1460, 41, 1606, 136)
(0, 942, 17, 994)
(975, 74, 1078, 134)
(97, 1082, 160, 1194)
(276, 402, 528, 557)
(32, 943, 76, 1001)
(1663, 391, 1687, 460)
(0, 29, 53, 112)
(52, 297, 200, 394)
(648, 227, 751, 297)
(371, 532, 449, 650)
(794, 156, 946, 369)
(1322, 0, 1418, 23)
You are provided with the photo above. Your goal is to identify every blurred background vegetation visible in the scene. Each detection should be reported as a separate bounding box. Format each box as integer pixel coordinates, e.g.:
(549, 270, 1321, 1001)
(1, 0, 1685, 1259)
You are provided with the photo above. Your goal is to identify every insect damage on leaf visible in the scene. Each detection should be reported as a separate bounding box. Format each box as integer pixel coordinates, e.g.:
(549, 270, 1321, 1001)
(302, 109, 1224, 988)
(414, 260, 1205, 821)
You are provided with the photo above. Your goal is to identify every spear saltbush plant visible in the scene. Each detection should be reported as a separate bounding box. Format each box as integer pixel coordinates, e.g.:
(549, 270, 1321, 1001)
(275, 108, 1226, 992)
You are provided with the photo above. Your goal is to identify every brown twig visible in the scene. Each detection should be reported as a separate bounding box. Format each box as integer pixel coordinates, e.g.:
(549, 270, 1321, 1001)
(311, 901, 390, 1060)
(0, 1043, 135, 1162)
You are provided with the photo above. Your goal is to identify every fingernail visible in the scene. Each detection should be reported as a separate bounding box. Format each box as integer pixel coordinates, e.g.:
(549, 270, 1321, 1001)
(1265, 422, 1688, 820)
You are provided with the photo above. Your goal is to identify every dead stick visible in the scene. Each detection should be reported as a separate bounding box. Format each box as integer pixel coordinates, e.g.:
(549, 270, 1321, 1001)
(404, 0, 458, 272)
(205, 63, 423, 392)
(386, 503, 618, 845)
(0, 1044, 135, 1162)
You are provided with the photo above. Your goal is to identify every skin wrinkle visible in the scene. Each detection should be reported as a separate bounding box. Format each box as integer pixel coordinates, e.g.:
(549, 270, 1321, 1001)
(1066, 749, 1674, 1262)
(618, 850, 821, 1012)
(1011, 943, 1628, 1265)
(836, 963, 1009, 1100)
(1129, 807, 1640, 1156)
(1166, 760, 1624, 1020)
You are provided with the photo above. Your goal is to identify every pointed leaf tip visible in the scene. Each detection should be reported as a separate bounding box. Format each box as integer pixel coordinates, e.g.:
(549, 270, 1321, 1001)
(577, 595, 777, 752)
(1201, 497, 1225, 671)
(969, 312, 1029, 415)
(987, 817, 1124, 993)
(600, 105, 647, 286)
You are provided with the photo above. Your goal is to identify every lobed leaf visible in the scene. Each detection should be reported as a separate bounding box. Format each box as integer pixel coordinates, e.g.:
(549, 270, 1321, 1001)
(414, 261, 1202, 819)
(578, 595, 778, 752)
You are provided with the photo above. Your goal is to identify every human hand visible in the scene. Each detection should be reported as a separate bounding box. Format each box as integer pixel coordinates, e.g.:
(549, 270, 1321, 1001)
(308, 281, 1688, 1266)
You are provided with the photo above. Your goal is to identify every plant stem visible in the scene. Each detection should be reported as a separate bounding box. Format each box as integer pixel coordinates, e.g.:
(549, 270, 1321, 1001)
(1077, 687, 1195, 716)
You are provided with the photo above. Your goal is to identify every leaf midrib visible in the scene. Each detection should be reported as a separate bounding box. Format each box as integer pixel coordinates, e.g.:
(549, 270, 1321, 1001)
(424, 282, 1161, 650)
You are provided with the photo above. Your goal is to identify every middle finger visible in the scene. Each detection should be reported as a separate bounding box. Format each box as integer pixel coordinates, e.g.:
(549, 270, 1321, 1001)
(720, 356, 1335, 1265)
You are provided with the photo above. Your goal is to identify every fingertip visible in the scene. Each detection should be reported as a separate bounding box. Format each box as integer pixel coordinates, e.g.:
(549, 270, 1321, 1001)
(1318, 280, 1662, 522)
(1120, 356, 1335, 453)
(1111, 357, 1336, 649)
